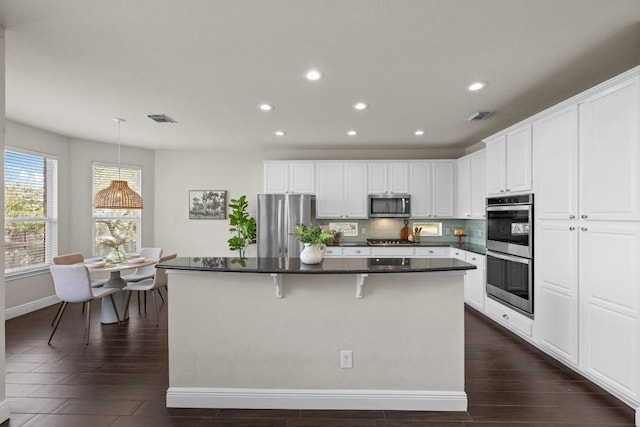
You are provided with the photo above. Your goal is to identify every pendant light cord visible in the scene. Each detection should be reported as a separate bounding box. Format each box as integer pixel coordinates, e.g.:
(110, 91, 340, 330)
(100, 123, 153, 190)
(114, 117, 125, 181)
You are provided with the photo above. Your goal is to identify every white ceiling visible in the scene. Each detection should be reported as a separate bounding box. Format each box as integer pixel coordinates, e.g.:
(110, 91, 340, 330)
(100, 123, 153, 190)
(0, 0, 639, 152)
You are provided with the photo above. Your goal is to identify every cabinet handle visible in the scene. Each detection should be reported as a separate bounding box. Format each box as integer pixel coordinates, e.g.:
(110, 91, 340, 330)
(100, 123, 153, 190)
(569, 215, 576, 219)
(467, 213, 471, 217)
(569, 227, 576, 231)
(472, 257, 476, 261)
(502, 314, 509, 320)
(429, 250, 434, 254)
(355, 250, 361, 254)
(581, 214, 588, 219)
(581, 227, 588, 232)
(499, 189, 505, 193)
(505, 189, 510, 192)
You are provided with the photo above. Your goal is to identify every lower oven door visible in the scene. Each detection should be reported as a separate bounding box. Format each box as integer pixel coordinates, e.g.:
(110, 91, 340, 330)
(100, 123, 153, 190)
(486, 250, 533, 317)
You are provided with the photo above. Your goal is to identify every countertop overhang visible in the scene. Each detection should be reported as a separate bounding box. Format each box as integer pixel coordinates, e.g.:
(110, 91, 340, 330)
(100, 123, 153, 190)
(158, 256, 477, 274)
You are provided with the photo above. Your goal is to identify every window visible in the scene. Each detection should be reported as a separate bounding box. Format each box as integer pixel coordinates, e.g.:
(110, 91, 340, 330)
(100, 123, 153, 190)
(92, 162, 141, 257)
(5, 148, 58, 276)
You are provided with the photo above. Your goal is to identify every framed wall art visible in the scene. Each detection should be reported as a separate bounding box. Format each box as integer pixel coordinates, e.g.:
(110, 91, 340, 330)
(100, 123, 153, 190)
(189, 190, 226, 220)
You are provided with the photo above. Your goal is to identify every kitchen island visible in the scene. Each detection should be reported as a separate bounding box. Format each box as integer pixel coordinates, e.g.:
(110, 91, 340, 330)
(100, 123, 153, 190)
(159, 256, 476, 411)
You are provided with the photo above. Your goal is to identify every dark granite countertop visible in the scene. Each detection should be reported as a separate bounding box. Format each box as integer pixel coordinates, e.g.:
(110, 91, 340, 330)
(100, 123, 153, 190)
(329, 241, 486, 255)
(158, 256, 476, 274)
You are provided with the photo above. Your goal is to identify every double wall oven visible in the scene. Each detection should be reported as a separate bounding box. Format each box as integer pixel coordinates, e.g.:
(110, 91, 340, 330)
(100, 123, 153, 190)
(485, 194, 534, 317)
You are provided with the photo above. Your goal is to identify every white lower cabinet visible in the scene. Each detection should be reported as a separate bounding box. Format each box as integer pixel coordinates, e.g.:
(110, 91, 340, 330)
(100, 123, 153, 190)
(324, 247, 343, 257)
(485, 296, 533, 338)
(464, 253, 486, 312)
(535, 221, 579, 366)
(579, 222, 640, 402)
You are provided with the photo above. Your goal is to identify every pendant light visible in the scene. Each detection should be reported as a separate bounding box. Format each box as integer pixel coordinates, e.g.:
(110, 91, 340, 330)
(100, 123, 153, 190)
(92, 118, 143, 209)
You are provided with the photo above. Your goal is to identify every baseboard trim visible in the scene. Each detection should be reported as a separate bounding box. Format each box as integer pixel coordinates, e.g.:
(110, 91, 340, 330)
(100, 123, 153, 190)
(166, 387, 468, 411)
(0, 399, 10, 423)
(5, 295, 59, 320)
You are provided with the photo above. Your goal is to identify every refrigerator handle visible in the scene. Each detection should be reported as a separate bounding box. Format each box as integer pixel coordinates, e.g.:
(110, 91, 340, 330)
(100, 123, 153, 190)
(277, 199, 283, 256)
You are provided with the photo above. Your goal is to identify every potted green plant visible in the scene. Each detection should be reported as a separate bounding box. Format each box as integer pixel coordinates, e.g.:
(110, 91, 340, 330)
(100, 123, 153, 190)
(228, 195, 256, 258)
(294, 224, 333, 264)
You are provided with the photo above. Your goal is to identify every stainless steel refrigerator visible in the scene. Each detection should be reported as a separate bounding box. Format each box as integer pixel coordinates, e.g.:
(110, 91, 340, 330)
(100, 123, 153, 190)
(257, 194, 316, 258)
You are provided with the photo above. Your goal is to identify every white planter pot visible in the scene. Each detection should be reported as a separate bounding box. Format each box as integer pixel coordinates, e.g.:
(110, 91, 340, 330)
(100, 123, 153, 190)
(300, 243, 326, 265)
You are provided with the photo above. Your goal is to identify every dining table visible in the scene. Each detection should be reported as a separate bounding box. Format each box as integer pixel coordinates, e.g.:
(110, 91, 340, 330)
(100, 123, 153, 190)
(87, 258, 157, 324)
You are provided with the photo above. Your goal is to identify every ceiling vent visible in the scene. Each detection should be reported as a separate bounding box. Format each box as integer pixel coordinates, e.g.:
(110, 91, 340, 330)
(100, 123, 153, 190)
(145, 114, 177, 124)
(465, 111, 493, 121)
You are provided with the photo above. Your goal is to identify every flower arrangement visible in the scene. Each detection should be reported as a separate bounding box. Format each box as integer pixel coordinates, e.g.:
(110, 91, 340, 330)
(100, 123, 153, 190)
(99, 235, 128, 264)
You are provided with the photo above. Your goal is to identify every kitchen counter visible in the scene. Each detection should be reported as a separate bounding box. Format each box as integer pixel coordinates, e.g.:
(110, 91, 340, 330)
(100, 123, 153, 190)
(329, 240, 486, 255)
(163, 256, 470, 412)
(158, 256, 476, 274)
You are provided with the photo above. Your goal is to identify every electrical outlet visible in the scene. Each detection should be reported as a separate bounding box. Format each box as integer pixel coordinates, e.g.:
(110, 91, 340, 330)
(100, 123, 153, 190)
(361, 227, 366, 235)
(445, 227, 451, 235)
(340, 350, 353, 369)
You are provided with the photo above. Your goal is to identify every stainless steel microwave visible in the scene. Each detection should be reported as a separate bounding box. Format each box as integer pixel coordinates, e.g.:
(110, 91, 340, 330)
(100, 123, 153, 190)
(368, 194, 411, 218)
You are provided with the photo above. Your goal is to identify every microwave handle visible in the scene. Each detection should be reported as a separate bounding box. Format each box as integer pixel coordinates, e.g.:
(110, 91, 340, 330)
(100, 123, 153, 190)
(486, 250, 530, 265)
(402, 198, 406, 213)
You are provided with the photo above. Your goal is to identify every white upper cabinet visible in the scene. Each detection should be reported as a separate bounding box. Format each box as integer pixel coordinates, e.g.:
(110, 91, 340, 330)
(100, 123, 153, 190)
(533, 105, 579, 220)
(485, 124, 532, 196)
(316, 162, 367, 219)
(263, 161, 315, 194)
(457, 150, 486, 218)
(579, 76, 640, 221)
(368, 162, 409, 194)
(410, 161, 455, 218)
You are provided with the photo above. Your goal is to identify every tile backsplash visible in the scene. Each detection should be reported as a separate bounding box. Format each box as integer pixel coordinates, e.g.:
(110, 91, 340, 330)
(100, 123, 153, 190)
(317, 218, 485, 245)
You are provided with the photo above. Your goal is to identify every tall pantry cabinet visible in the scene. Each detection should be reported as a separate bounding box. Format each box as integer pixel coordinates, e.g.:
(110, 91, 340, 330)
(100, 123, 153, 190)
(533, 72, 640, 407)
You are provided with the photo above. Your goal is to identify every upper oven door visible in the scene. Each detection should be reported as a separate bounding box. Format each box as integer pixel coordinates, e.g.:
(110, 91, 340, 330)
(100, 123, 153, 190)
(486, 204, 532, 258)
(368, 194, 411, 218)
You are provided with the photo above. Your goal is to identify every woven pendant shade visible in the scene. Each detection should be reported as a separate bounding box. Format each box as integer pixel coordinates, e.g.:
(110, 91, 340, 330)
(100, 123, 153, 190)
(93, 180, 143, 209)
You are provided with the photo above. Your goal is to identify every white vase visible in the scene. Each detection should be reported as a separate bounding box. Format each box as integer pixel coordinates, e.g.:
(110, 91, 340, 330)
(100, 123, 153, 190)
(300, 243, 326, 264)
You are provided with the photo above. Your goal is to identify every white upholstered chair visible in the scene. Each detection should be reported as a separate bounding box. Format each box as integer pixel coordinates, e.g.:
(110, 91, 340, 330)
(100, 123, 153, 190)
(51, 253, 106, 325)
(49, 264, 122, 345)
(121, 247, 164, 311)
(123, 253, 177, 326)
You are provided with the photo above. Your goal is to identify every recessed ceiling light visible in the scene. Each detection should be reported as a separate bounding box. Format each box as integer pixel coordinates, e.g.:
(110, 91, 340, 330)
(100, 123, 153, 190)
(305, 70, 323, 81)
(353, 102, 368, 110)
(347, 130, 358, 136)
(259, 103, 274, 111)
(414, 130, 425, 136)
(275, 131, 286, 136)
(468, 82, 487, 91)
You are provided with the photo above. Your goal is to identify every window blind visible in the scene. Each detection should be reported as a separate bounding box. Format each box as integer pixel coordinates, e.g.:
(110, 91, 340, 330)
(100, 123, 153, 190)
(92, 162, 141, 256)
(5, 148, 58, 275)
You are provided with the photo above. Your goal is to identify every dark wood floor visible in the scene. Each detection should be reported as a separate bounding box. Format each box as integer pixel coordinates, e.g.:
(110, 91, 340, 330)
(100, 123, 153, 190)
(2, 295, 636, 426)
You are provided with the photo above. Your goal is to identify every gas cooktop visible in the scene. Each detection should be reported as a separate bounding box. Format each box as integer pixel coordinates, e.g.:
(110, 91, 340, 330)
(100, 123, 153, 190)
(366, 239, 414, 246)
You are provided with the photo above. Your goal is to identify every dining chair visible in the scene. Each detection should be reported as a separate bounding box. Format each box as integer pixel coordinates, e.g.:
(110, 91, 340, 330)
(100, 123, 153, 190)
(121, 247, 164, 311)
(49, 264, 122, 345)
(123, 253, 177, 326)
(51, 253, 106, 325)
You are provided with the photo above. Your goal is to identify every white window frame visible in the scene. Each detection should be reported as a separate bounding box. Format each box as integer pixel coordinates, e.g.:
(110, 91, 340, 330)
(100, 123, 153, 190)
(91, 161, 142, 256)
(4, 146, 58, 278)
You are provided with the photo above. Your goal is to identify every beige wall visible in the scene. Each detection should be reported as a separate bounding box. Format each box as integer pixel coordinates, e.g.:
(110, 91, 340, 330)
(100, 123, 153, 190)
(0, 27, 7, 412)
(4, 121, 155, 312)
(154, 147, 464, 257)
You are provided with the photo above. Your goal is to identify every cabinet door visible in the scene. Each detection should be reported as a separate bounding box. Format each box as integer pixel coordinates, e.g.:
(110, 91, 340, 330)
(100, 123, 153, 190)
(457, 156, 471, 218)
(409, 162, 432, 218)
(388, 162, 410, 193)
(470, 150, 486, 218)
(432, 161, 454, 217)
(343, 163, 368, 218)
(264, 162, 289, 193)
(466, 254, 485, 312)
(485, 136, 506, 195)
(579, 76, 640, 221)
(536, 221, 579, 366)
(315, 163, 343, 218)
(533, 106, 579, 220)
(579, 222, 640, 401)
(368, 163, 387, 194)
(289, 162, 315, 194)
(505, 124, 532, 193)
